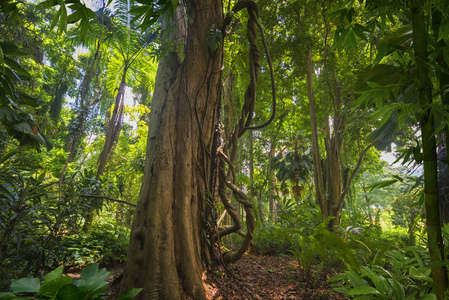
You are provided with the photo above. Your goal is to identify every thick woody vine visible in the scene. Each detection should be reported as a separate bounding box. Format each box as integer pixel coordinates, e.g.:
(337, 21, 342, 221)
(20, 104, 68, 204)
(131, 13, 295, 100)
(216, 0, 276, 263)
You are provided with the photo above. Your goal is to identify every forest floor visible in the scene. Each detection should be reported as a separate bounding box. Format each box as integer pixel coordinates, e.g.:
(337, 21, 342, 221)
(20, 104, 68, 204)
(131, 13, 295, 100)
(66, 253, 348, 299)
(204, 253, 348, 299)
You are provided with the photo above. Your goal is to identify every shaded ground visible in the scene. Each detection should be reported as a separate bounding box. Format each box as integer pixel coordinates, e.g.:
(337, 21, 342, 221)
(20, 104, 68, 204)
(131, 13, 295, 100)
(205, 253, 348, 299)
(65, 254, 347, 299)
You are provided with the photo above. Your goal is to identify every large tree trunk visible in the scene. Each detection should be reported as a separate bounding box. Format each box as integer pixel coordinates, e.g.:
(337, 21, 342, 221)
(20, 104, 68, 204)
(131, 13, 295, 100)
(411, 0, 448, 297)
(116, 1, 223, 299)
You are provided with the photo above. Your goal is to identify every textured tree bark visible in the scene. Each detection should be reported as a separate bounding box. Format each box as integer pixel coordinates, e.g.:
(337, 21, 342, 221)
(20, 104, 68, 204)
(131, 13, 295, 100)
(116, 1, 223, 299)
(411, 0, 448, 297)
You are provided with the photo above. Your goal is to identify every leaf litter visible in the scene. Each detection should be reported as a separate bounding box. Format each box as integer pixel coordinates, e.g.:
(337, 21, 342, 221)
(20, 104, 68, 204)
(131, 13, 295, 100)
(204, 253, 349, 299)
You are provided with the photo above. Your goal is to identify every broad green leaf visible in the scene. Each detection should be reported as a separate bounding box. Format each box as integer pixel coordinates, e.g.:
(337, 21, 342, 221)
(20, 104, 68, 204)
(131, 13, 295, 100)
(391, 175, 404, 182)
(67, 10, 84, 24)
(346, 29, 358, 51)
(426, 259, 449, 268)
(0, 292, 16, 299)
(3, 57, 31, 78)
(11, 277, 40, 293)
(16, 92, 41, 107)
(0, 89, 7, 106)
(0, 42, 19, 54)
(389, 279, 405, 300)
(0, 106, 22, 122)
(5, 66, 22, 84)
(51, 8, 61, 30)
(367, 180, 397, 191)
(11, 121, 35, 135)
(39, 275, 73, 297)
(420, 294, 437, 300)
(0, 77, 14, 97)
(60, 2, 68, 32)
(128, 5, 149, 16)
(438, 21, 449, 42)
(418, 193, 424, 206)
(373, 43, 394, 65)
(384, 25, 412, 46)
(332, 287, 350, 293)
(356, 65, 402, 92)
(345, 271, 369, 287)
(443, 48, 449, 66)
(37, 0, 58, 9)
(56, 284, 85, 300)
(44, 266, 64, 283)
(0, 150, 17, 164)
(79, 18, 89, 43)
(346, 286, 382, 296)
(119, 288, 143, 300)
(77, 263, 110, 292)
(360, 266, 387, 294)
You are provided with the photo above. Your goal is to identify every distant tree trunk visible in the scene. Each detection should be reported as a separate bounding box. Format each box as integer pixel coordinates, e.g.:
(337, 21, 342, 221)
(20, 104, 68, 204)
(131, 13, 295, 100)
(96, 67, 127, 178)
(83, 66, 128, 232)
(361, 182, 373, 224)
(325, 115, 343, 230)
(116, 1, 223, 299)
(49, 82, 68, 122)
(249, 131, 258, 223)
(307, 49, 370, 230)
(411, 0, 448, 297)
(307, 49, 327, 222)
(268, 143, 277, 222)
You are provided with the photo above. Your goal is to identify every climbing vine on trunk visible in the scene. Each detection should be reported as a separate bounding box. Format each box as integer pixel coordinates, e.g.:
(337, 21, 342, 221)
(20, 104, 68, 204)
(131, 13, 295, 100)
(217, 0, 276, 263)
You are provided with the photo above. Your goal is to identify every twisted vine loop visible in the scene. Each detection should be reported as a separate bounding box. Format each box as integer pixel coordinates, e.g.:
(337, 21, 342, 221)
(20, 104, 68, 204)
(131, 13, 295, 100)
(217, 0, 276, 263)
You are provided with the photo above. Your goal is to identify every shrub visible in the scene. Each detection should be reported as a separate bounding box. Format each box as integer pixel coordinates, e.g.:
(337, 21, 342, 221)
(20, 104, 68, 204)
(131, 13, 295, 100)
(329, 246, 435, 299)
(0, 263, 141, 299)
(60, 223, 129, 266)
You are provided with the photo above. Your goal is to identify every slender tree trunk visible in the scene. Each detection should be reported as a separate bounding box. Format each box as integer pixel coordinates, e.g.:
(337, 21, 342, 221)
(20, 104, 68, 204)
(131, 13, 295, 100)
(411, 0, 448, 297)
(268, 143, 277, 222)
(307, 49, 327, 218)
(249, 131, 258, 223)
(117, 1, 223, 299)
(83, 66, 128, 232)
(325, 117, 342, 230)
(361, 183, 373, 224)
(307, 48, 369, 230)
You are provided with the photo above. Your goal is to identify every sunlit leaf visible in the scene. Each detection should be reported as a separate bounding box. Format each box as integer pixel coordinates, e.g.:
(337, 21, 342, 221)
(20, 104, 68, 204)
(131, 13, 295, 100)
(11, 278, 40, 293)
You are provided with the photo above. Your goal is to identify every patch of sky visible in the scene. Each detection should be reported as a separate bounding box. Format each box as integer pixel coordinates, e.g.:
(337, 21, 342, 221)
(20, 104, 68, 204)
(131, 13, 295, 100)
(380, 143, 423, 177)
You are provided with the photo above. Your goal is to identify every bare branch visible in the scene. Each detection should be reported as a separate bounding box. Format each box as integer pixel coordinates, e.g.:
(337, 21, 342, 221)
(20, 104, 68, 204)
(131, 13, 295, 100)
(80, 194, 136, 207)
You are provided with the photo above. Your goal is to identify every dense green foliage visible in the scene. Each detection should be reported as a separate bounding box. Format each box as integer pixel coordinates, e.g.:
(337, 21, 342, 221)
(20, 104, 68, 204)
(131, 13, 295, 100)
(0, 264, 141, 299)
